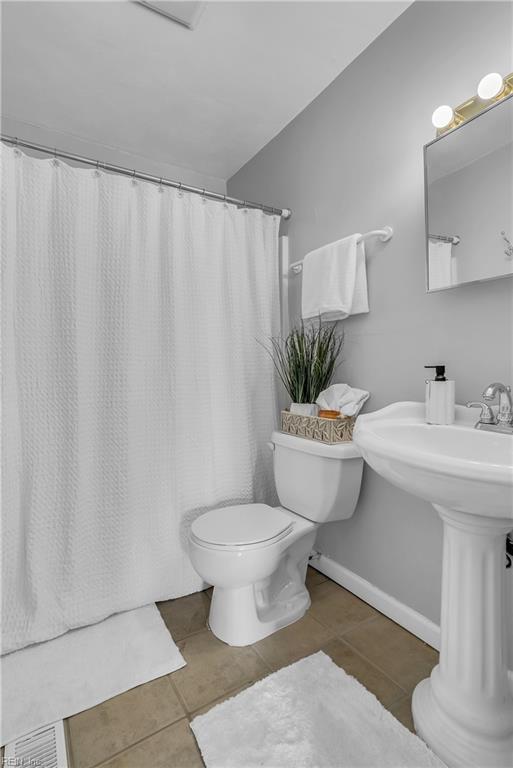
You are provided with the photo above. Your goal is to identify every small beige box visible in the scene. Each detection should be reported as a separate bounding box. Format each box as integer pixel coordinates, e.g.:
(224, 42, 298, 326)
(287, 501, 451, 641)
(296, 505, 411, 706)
(280, 410, 355, 444)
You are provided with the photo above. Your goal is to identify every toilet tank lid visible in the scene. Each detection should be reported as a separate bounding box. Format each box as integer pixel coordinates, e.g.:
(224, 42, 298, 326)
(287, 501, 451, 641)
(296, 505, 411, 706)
(271, 431, 361, 459)
(191, 504, 293, 546)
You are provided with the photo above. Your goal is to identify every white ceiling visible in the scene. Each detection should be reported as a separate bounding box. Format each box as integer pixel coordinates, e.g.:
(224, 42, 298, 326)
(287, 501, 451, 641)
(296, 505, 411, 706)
(1, 1, 410, 181)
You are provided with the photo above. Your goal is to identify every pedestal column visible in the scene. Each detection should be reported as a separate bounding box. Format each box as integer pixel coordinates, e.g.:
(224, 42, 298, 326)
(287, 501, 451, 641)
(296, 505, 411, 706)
(412, 506, 513, 768)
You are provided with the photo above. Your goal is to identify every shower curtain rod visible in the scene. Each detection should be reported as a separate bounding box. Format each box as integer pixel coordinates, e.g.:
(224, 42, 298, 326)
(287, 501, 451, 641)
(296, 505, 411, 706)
(1, 135, 292, 219)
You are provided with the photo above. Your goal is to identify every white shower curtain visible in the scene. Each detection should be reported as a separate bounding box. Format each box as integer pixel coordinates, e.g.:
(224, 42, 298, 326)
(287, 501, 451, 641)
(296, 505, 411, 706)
(1, 145, 280, 654)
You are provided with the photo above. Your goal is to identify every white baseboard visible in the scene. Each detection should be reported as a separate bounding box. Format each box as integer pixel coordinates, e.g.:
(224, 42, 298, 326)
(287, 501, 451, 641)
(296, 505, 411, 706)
(310, 553, 441, 651)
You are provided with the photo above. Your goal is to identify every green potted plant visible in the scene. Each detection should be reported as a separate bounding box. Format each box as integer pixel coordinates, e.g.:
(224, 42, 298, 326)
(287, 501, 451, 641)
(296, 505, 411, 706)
(263, 320, 344, 416)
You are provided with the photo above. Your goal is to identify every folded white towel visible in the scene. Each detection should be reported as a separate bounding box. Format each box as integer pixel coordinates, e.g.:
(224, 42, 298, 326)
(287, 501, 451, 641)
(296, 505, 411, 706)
(316, 383, 370, 417)
(428, 240, 457, 290)
(301, 234, 369, 321)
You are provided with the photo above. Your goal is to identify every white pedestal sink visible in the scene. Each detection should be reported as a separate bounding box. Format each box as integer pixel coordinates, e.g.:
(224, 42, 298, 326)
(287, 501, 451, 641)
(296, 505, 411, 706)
(353, 402, 513, 768)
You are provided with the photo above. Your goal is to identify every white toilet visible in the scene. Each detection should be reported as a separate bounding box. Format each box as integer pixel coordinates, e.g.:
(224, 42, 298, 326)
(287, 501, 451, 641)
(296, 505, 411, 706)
(189, 430, 363, 646)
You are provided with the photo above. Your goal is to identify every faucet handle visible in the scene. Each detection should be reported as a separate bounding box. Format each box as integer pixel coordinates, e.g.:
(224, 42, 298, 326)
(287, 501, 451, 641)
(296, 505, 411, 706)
(466, 401, 496, 424)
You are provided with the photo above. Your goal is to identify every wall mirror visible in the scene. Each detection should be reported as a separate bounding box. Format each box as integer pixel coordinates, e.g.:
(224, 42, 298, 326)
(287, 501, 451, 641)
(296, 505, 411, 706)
(424, 94, 513, 292)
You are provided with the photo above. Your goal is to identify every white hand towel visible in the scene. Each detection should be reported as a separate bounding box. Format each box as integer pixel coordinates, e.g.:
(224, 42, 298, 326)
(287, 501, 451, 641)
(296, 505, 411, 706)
(316, 383, 370, 417)
(301, 234, 369, 321)
(428, 240, 457, 290)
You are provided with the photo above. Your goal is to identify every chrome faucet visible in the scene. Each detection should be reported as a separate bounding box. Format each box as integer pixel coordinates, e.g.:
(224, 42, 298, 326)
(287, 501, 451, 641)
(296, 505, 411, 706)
(483, 382, 513, 422)
(467, 382, 513, 434)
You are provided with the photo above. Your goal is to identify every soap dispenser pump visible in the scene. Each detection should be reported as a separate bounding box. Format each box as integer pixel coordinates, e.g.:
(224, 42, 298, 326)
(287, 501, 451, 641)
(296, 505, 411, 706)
(425, 365, 455, 425)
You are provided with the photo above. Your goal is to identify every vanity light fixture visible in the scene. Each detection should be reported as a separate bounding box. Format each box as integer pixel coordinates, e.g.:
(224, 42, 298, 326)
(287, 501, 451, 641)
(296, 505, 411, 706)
(432, 71, 513, 136)
(431, 105, 461, 130)
(477, 72, 510, 101)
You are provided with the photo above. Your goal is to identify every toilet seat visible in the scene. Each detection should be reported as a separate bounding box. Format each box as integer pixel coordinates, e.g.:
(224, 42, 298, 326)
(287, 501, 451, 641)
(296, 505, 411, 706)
(190, 503, 293, 550)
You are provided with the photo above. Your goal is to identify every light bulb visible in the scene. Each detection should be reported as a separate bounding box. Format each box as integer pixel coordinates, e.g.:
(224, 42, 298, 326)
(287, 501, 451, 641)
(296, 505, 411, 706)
(477, 72, 504, 100)
(431, 105, 454, 129)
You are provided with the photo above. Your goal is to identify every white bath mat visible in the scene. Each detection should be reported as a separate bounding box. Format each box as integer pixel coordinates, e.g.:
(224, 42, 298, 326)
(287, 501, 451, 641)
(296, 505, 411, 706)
(191, 651, 446, 768)
(1, 604, 185, 745)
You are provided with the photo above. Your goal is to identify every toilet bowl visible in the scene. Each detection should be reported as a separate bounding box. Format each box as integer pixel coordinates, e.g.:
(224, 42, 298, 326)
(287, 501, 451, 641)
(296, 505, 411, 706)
(189, 430, 363, 646)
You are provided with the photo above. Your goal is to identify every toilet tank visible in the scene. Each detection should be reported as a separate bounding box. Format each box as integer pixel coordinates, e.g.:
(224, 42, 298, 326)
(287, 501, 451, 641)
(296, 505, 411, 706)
(270, 431, 363, 523)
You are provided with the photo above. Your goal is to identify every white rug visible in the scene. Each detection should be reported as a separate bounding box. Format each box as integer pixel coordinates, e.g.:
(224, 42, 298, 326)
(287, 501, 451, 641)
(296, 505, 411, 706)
(1, 604, 185, 745)
(191, 651, 446, 768)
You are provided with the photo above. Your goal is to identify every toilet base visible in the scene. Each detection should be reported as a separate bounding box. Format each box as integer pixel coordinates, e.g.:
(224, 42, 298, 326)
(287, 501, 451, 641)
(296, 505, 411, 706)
(209, 581, 311, 646)
(201, 516, 317, 647)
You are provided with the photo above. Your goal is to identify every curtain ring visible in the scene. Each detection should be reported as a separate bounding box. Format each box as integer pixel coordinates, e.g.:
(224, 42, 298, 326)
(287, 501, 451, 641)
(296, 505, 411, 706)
(52, 147, 59, 166)
(201, 188, 207, 203)
(131, 169, 137, 185)
(158, 177, 163, 192)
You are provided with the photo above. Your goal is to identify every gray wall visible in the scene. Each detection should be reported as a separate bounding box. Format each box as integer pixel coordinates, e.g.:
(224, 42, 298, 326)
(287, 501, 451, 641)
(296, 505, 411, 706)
(228, 1, 513, 628)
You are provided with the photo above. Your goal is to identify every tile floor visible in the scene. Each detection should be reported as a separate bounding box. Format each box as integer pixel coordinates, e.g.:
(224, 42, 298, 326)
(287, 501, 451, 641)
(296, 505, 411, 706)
(65, 568, 438, 767)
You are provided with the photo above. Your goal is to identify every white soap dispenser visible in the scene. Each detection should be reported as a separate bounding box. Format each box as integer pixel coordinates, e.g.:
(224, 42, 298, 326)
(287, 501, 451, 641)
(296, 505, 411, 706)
(425, 365, 455, 425)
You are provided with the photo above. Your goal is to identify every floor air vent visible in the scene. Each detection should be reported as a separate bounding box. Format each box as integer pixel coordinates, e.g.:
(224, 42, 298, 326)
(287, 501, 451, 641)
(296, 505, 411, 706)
(4, 720, 69, 768)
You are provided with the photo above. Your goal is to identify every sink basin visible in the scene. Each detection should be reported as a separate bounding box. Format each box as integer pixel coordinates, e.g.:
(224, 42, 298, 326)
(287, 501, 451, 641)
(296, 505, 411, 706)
(353, 401, 513, 518)
(353, 401, 513, 768)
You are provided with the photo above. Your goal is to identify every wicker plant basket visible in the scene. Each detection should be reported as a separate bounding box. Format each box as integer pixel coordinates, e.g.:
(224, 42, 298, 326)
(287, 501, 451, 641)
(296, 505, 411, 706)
(281, 410, 355, 444)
